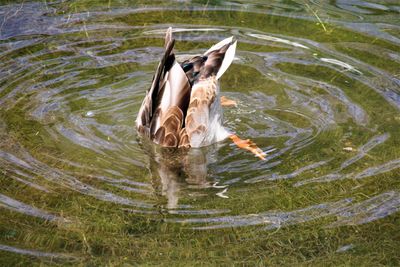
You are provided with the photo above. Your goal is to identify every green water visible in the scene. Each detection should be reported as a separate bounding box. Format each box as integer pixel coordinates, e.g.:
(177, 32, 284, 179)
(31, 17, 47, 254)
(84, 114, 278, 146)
(0, 0, 399, 265)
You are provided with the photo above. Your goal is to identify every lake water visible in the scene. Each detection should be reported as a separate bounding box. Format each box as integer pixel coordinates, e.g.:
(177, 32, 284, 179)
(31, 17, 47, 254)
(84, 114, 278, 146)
(0, 0, 399, 265)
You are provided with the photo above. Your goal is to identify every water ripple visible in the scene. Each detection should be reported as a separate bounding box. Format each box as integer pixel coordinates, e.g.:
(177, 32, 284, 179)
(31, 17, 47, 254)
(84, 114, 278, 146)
(168, 191, 400, 230)
(0, 2, 399, 259)
(0, 244, 75, 260)
(0, 194, 63, 222)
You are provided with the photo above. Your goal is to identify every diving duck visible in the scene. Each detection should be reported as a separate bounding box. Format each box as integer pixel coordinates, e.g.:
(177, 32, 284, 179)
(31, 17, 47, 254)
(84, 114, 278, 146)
(136, 28, 266, 159)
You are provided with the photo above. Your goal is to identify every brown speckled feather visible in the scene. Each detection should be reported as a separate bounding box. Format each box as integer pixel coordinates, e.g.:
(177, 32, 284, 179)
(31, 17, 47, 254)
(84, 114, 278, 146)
(185, 77, 218, 147)
(178, 128, 190, 148)
(154, 106, 183, 147)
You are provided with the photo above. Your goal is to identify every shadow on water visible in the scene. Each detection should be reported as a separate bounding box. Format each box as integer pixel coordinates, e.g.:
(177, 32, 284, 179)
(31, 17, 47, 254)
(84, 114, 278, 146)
(0, 0, 399, 265)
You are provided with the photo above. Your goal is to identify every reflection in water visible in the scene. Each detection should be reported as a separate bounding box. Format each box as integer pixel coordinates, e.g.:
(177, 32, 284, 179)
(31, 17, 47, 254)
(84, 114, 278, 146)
(143, 141, 216, 209)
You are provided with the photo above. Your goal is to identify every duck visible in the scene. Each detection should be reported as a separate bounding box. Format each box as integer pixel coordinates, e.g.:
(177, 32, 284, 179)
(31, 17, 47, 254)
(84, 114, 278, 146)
(136, 27, 266, 160)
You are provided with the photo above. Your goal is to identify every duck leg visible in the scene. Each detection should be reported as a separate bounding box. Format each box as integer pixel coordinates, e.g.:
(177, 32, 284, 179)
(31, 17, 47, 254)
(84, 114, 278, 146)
(220, 96, 237, 107)
(229, 134, 267, 160)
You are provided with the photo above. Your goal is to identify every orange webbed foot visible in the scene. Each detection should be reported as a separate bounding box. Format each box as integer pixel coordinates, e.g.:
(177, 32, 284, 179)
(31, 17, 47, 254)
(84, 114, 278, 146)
(229, 134, 267, 160)
(221, 96, 237, 107)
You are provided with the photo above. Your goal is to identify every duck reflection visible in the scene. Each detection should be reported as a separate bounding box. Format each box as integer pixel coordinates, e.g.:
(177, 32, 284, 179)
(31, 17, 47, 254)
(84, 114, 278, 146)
(141, 140, 218, 209)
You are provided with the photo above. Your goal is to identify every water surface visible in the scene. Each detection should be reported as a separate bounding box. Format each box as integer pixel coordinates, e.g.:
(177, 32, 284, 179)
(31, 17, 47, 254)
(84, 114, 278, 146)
(0, 0, 399, 265)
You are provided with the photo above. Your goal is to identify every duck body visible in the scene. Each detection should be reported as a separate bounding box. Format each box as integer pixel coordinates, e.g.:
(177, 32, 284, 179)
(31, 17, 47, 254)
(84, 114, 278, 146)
(136, 28, 237, 148)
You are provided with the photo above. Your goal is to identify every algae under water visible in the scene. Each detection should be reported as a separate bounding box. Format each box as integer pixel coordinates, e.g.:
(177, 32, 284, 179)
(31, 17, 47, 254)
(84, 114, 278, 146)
(0, 0, 399, 265)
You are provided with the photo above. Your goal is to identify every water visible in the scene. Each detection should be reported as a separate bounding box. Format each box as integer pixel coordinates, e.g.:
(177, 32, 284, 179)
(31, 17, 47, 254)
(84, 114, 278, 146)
(0, 0, 399, 265)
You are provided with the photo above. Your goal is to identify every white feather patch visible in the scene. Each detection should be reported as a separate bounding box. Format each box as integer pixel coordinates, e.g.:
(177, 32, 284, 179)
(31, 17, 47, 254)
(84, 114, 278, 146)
(216, 40, 237, 80)
(204, 36, 234, 55)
